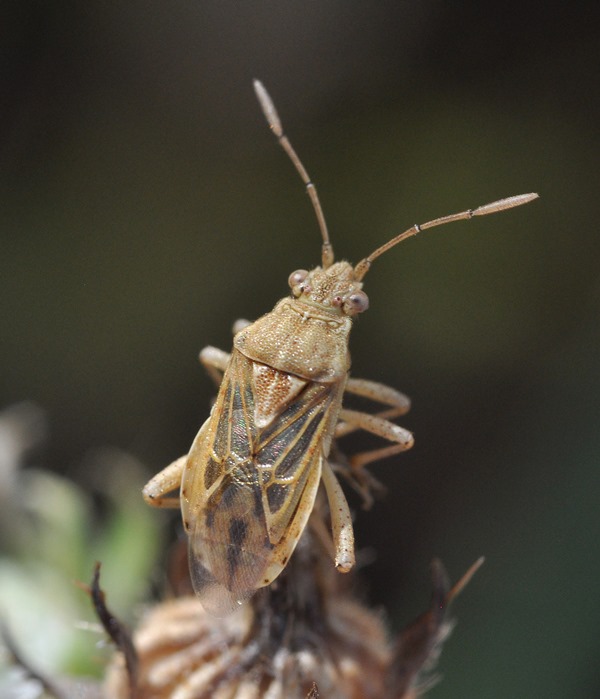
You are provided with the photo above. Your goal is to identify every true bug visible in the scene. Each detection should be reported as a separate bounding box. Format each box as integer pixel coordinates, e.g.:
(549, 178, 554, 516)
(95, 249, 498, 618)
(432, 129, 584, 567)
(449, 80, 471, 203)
(143, 80, 538, 616)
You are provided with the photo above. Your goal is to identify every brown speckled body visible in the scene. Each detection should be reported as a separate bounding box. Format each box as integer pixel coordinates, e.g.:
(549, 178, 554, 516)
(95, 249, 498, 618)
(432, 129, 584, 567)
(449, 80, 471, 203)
(179, 263, 361, 615)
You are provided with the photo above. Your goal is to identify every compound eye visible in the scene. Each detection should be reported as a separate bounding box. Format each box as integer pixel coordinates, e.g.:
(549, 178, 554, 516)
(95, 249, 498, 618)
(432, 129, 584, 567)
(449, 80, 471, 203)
(288, 269, 309, 296)
(343, 290, 369, 315)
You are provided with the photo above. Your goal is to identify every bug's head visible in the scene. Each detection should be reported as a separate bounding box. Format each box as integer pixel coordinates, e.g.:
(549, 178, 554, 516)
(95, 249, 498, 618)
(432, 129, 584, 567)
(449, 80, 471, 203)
(288, 261, 369, 317)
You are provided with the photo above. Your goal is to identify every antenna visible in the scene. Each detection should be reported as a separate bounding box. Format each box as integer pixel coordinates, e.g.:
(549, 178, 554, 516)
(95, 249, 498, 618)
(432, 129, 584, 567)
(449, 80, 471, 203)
(253, 80, 334, 268)
(353, 193, 539, 281)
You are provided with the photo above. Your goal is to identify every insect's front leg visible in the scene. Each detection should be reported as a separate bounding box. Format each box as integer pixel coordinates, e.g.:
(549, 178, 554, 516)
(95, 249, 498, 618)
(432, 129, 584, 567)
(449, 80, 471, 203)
(336, 377, 411, 438)
(199, 317, 252, 386)
(231, 318, 252, 334)
(142, 455, 187, 509)
(199, 346, 230, 387)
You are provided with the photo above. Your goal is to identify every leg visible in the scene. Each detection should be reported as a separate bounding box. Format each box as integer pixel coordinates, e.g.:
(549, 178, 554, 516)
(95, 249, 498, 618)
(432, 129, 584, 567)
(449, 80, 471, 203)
(142, 455, 187, 509)
(231, 318, 252, 334)
(334, 408, 414, 509)
(199, 346, 230, 387)
(321, 458, 355, 573)
(345, 377, 411, 411)
(336, 377, 411, 438)
(198, 318, 249, 386)
(338, 408, 414, 468)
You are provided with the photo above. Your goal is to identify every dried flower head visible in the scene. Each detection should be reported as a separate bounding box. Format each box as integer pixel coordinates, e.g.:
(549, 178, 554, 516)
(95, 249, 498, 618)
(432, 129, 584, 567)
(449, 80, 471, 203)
(104, 525, 391, 699)
(102, 503, 482, 699)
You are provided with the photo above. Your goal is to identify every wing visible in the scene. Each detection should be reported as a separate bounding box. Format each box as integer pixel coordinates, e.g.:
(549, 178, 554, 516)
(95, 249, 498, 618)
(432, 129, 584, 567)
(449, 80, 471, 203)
(181, 349, 341, 616)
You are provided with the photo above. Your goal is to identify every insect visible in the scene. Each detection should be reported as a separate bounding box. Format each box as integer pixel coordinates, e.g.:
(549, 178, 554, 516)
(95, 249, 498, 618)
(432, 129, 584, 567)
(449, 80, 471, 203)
(143, 80, 538, 616)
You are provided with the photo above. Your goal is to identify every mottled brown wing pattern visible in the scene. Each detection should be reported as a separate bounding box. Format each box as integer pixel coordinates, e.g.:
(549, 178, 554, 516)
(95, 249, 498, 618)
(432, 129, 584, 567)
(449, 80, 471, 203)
(181, 348, 340, 615)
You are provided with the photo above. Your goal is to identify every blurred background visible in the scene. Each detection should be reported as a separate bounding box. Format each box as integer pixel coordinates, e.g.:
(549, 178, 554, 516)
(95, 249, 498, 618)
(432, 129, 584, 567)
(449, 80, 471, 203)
(0, 1, 598, 696)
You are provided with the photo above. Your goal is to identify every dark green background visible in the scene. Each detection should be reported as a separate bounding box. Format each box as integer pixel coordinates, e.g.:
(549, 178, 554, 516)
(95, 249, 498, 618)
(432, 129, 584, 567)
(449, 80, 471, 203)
(1, 2, 598, 696)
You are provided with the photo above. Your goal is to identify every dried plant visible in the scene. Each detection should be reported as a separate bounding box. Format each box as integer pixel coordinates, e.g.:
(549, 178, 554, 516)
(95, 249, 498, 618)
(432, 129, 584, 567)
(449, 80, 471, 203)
(101, 491, 483, 699)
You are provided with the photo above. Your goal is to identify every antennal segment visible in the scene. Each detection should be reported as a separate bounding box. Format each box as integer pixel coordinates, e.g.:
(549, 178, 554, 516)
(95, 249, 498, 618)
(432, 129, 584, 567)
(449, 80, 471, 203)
(353, 193, 539, 281)
(253, 80, 334, 268)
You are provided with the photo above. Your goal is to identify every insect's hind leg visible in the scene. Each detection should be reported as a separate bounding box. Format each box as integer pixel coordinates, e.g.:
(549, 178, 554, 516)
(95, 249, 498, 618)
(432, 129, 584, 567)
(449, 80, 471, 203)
(320, 458, 355, 573)
(143, 455, 187, 508)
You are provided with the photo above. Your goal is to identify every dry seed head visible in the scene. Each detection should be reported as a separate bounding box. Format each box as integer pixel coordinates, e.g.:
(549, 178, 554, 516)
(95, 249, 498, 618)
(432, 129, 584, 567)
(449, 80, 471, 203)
(102, 541, 482, 699)
(104, 594, 391, 699)
(104, 526, 392, 699)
